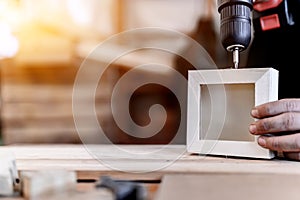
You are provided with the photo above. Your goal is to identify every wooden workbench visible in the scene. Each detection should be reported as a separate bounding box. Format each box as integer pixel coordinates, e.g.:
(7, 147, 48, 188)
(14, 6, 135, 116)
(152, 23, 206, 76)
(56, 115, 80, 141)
(1, 144, 300, 199)
(2, 144, 300, 177)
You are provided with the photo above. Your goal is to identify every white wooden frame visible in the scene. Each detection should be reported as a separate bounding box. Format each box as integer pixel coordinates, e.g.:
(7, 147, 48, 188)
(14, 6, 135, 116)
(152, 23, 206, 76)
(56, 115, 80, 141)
(187, 68, 279, 159)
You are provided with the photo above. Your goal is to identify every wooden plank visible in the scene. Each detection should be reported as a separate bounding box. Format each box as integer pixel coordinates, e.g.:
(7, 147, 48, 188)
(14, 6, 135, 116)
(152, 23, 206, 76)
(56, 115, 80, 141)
(2, 103, 110, 120)
(0, 182, 114, 200)
(1, 85, 110, 103)
(21, 170, 77, 199)
(0, 62, 78, 84)
(0, 197, 23, 200)
(2, 128, 111, 145)
(1, 145, 300, 181)
(0, 53, 123, 145)
(75, 41, 175, 75)
(3, 117, 91, 128)
(3, 129, 81, 144)
(155, 173, 300, 200)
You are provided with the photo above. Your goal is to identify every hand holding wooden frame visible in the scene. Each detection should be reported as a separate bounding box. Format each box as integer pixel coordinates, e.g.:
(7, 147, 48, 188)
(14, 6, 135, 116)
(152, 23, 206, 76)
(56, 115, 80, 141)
(186, 68, 279, 159)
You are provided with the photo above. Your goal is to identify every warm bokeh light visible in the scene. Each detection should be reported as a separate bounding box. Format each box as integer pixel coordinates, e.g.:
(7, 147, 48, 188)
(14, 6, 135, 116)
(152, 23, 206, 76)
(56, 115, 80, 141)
(0, 0, 222, 146)
(0, 1, 19, 58)
(0, 23, 19, 58)
(0, 0, 117, 63)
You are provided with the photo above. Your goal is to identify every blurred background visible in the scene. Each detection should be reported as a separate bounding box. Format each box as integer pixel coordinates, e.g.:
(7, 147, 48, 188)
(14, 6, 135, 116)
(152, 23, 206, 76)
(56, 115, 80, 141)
(0, 0, 248, 146)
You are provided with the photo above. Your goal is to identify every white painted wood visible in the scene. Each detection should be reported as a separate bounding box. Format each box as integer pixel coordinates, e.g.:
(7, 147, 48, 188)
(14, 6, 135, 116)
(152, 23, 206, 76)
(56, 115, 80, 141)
(187, 68, 279, 159)
(21, 170, 77, 200)
(0, 152, 18, 196)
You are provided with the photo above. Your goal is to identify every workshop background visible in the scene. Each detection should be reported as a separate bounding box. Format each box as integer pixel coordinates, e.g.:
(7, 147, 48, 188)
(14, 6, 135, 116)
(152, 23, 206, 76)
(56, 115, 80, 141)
(0, 0, 248, 145)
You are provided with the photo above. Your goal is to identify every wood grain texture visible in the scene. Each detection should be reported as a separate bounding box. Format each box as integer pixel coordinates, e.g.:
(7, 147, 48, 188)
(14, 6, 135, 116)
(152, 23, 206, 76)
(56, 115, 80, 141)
(1, 51, 181, 145)
(155, 173, 300, 200)
(0, 145, 300, 181)
(0, 59, 113, 145)
(187, 68, 278, 159)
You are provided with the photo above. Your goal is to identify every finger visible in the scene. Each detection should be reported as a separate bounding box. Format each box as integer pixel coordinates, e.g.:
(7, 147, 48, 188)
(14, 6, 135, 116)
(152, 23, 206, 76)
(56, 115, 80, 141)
(283, 152, 300, 161)
(257, 133, 300, 152)
(251, 99, 300, 119)
(249, 112, 300, 135)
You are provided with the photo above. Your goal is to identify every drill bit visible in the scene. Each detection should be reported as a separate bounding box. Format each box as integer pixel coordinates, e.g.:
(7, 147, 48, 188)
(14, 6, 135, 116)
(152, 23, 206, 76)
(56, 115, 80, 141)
(233, 47, 239, 69)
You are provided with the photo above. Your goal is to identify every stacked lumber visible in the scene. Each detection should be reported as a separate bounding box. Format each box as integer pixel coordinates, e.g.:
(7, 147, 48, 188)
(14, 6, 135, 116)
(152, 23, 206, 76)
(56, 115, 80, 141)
(0, 45, 184, 145)
(0, 58, 112, 145)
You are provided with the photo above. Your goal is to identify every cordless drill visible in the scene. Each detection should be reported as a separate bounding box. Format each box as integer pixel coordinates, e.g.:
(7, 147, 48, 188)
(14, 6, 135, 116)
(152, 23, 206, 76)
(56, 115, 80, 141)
(217, 0, 295, 69)
(218, 0, 253, 69)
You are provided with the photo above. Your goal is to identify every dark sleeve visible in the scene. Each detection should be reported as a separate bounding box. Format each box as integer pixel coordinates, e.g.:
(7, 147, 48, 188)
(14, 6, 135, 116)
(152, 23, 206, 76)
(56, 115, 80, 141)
(247, 0, 300, 99)
(289, 0, 300, 23)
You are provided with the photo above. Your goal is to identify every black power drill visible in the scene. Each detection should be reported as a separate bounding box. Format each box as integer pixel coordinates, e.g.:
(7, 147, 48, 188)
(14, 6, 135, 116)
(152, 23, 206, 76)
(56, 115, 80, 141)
(217, 0, 295, 69)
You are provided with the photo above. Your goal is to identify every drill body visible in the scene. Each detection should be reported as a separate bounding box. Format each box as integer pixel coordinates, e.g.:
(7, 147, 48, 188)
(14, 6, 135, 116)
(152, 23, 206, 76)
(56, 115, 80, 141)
(217, 0, 295, 68)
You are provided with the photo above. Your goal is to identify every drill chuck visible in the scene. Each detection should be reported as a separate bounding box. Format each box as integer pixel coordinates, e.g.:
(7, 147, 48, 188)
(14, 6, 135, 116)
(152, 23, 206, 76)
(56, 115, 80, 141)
(218, 0, 253, 52)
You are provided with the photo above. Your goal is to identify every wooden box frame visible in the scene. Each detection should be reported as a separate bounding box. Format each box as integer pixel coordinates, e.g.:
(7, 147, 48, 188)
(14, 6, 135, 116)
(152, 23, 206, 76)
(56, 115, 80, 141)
(186, 68, 279, 159)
